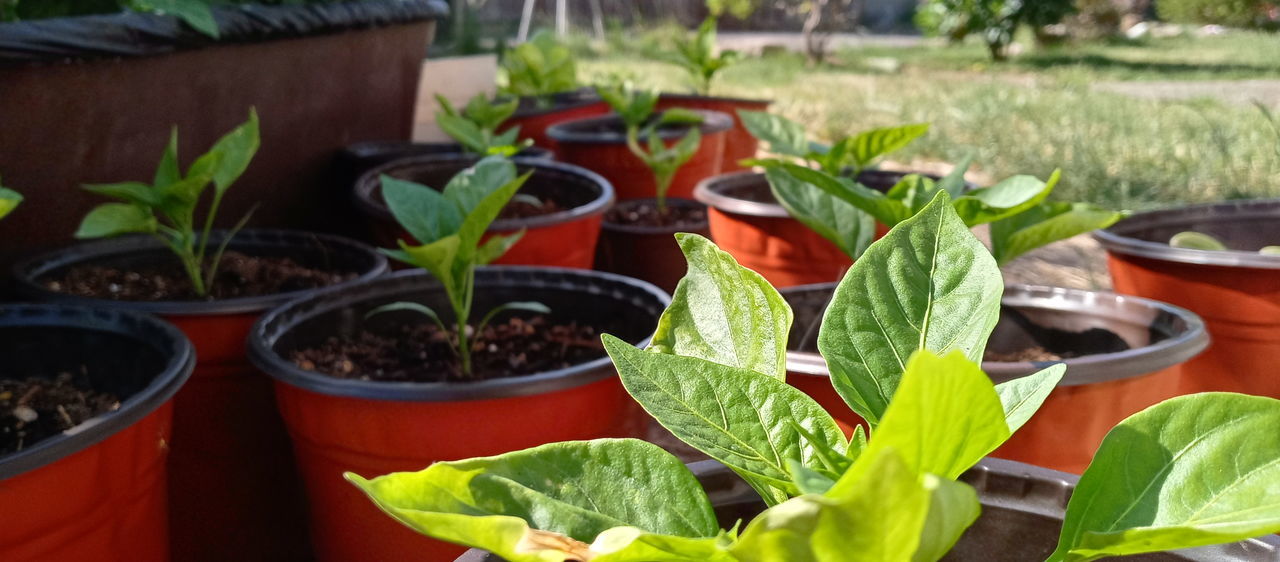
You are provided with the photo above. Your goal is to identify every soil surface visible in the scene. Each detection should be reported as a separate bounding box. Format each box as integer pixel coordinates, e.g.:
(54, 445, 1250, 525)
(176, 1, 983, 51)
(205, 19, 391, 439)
(983, 346, 1065, 363)
(606, 201, 707, 228)
(45, 252, 356, 301)
(292, 316, 608, 383)
(1, 372, 120, 455)
(500, 197, 563, 220)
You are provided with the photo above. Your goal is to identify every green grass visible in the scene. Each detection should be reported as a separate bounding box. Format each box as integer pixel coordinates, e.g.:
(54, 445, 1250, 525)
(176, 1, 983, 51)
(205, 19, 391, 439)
(577, 34, 1280, 210)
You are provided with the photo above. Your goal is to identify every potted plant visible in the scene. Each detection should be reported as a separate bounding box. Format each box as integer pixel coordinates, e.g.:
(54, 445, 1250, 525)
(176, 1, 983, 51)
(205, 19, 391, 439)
(347, 196, 1280, 561)
(1095, 199, 1280, 399)
(10, 113, 389, 562)
(653, 16, 771, 173)
(0, 0, 448, 274)
(495, 31, 610, 152)
(247, 157, 670, 562)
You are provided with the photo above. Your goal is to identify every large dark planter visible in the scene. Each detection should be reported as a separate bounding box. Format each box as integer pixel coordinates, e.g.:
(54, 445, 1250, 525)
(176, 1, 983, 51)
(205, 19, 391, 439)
(782, 283, 1208, 474)
(595, 198, 710, 293)
(1094, 199, 1280, 400)
(547, 110, 734, 201)
(694, 169, 947, 287)
(0, 0, 447, 274)
(655, 93, 771, 172)
(0, 304, 194, 560)
(355, 155, 614, 269)
(12, 229, 388, 562)
(248, 267, 669, 562)
(498, 88, 611, 153)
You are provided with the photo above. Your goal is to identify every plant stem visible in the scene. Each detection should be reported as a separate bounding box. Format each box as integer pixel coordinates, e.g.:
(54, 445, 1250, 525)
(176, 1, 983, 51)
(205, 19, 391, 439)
(453, 267, 477, 377)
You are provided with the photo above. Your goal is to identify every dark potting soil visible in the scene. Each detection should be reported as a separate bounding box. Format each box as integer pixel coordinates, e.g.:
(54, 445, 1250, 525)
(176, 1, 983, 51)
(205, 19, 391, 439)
(1, 371, 120, 455)
(606, 201, 706, 228)
(983, 347, 1064, 363)
(500, 197, 564, 220)
(44, 252, 356, 301)
(292, 316, 607, 383)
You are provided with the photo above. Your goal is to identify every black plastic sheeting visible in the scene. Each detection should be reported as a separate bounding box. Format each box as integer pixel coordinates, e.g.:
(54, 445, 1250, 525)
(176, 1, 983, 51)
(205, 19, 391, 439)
(0, 0, 448, 66)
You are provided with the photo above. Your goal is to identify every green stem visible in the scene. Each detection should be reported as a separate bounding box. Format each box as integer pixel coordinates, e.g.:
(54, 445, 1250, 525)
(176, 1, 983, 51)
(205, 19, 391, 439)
(625, 125, 668, 212)
(194, 189, 225, 273)
(453, 267, 477, 377)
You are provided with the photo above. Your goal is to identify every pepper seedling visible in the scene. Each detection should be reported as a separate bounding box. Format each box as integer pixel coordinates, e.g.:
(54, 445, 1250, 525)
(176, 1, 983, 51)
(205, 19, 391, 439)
(596, 85, 706, 214)
(0, 176, 21, 221)
(348, 192, 1280, 561)
(739, 109, 929, 176)
(667, 17, 739, 96)
(1170, 231, 1280, 255)
(74, 109, 261, 297)
(500, 30, 579, 108)
(435, 93, 532, 157)
(369, 156, 548, 378)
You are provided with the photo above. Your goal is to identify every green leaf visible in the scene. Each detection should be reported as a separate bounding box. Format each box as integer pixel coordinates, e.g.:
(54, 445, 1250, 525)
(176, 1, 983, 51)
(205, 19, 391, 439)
(74, 203, 157, 238)
(380, 175, 463, 245)
(392, 236, 462, 299)
(602, 335, 847, 507)
(648, 233, 794, 380)
(0, 185, 21, 221)
(187, 108, 260, 196)
(764, 166, 877, 261)
(81, 182, 162, 207)
(477, 301, 551, 333)
(787, 459, 837, 495)
(774, 163, 912, 227)
(129, 0, 219, 37)
(1051, 393, 1280, 562)
(952, 170, 1060, 228)
(154, 127, 181, 187)
(501, 31, 578, 98)
(658, 108, 706, 127)
(1261, 246, 1280, 255)
(475, 230, 526, 265)
(347, 439, 719, 559)
(990, 202, 1123, 265)
(936, 154, 974, 198)
(1169, 231, 1228, 251)
(437, 113, 489, 154)
(364, 301, 446, 332)
(737, 110, 810, 158)
(591, 527, 734, 561)
(455, 169, 532, 252)
(846, 123, 930, 169)
(817, 190, 1003, 425)
(995, 364, 1066, 434)
(912, 475, 981, 562)
(463, 93, 520, 131)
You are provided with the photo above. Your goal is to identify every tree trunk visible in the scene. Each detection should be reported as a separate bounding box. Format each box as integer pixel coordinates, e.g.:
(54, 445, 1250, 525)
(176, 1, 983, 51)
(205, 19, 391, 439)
(802, 0, 829, 66)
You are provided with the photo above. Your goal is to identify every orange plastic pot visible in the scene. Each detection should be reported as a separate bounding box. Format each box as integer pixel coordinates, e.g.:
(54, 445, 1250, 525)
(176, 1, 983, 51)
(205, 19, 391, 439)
(498, 90, 610, 153)
(655, 94, 770, 172)
(0, 304, 194, 561)
(1095, 199, 1280, 398)
(547, 110, 733, 201)
(354, 155, 614, 269)
(13, 230, 388, 562)
(595, 198, 709, 293)
(781, 283, 1208, 474)
(248, 268, 669, 562)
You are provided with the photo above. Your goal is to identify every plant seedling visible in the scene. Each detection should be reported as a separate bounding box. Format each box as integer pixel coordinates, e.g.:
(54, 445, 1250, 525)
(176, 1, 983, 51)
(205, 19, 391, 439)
(74, 109, 261, 297)
(596, 85, 707, 214)
(668, 17, 739, 96)
(500, 30, 578, 107)
(0, 176, 20, 221)
(369, 156, 548, 378)
(739, 109, 929, 177)
(435, 93, 532, 156)
(1170, 231, 1280, 254)
(347, 192, 1280, 561)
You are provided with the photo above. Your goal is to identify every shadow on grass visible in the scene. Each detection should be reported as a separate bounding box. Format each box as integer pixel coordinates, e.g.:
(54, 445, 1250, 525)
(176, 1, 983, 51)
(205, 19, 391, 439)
(1013, 53, 1278, 78)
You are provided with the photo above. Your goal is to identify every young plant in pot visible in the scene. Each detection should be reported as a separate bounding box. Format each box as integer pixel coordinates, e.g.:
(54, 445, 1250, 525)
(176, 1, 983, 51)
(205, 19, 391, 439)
(247, 156, 670, 562)
(653, 16, 769, 173)
(587, 86, 720, 292)
(347, 195, 1280, 561)
(497, 30, 609, 151)
(10, 111, 389, 562)
(0, 179, 20, 221)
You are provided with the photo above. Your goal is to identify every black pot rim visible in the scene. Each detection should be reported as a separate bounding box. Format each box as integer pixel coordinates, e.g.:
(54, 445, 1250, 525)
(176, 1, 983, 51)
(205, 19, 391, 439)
(656, 92, 774, 106)
(506, 88, 605, 119)
(546, 110, 735, 145)
(601, 197, 709, 235)
(694, 169, 961, 219)
(783, 283, 1209, 386)
(1093, 198, 1280, 270)
(353, 154, 616, 232)
(248, 267, 671, 402)
(342, 141, 554, 162)
(11, 228, 389, 316)
(0, 304, 196, 480)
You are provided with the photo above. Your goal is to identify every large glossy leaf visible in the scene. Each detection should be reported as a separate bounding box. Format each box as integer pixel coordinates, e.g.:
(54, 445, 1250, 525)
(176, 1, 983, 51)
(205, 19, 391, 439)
(380, 176, 463, 245)
(591, 527, 735, 561)
(995, 364, 1066, 433)
(912, 475, 981, 562)
(1050, 393, 1280, 562)
(648, 233, 793, 380)
(74, 203, 157, 238)
(845, 123, 930, 169)
(765, 166, 876, 261)
(817, 191, 1003, 425)
(603, 335, 846, 506)
(0, 185, 21, 221)
(951, 170, 1059, 228)
(737, 110, 809, 157)
(989, 202, 1123, 265)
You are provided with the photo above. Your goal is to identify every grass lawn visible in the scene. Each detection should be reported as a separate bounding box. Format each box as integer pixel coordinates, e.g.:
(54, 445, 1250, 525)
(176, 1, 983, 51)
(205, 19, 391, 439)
(576, 32, 1280, 210)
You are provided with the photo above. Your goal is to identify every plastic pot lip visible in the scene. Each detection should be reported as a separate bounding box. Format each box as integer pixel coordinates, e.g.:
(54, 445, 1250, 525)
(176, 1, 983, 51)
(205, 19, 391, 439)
(782, 282, 1209, 387)
(0, 304, 195, 480)
(342, 141, 554, 163)
(601, 197, 709, 235)
(353, 154, 616, 232)
(11, 229, 390, 317)
(656, 92, 773, 107)
(1094, 198, 1280, 270)
(506, 88, 605, 119)
(694, 169, 960, 219)
(545, 110, 735, 145)
(248, 267, 671, 402)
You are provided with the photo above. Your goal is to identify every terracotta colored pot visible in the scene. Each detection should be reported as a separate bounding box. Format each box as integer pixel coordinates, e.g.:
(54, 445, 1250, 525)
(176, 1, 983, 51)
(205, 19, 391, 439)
(12, 230, 388, 562)
(694, 169, 940, 287)
(248, 268, 670, 562)
(547, 110, 734, 201)
(782, 283, 1208, 474)
(1095, 199, 1280, 399)
(655, 93, 771, 172)
(456, 458, 1280, 561)
(0, 304, 194, 561)
(594, 198, 710, 294)
(354, 155, 615, 269)
(498, 90, 611, 153)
